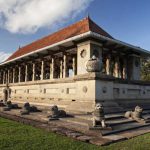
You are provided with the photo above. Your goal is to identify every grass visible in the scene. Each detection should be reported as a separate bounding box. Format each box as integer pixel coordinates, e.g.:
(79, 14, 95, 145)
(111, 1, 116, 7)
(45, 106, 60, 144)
(0, 117, 150, 150)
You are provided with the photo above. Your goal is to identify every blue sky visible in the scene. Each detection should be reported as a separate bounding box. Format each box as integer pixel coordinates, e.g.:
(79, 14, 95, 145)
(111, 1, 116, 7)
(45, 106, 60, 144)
(0, 0, 150, 60)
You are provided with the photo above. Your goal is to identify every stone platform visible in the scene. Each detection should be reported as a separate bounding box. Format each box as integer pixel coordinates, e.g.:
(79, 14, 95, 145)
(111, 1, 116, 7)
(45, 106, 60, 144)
(0, 105, 150, 146)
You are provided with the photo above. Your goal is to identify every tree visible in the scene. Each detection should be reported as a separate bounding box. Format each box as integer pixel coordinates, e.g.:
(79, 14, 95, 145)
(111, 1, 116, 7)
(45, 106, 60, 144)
(141, 58, 150, 81)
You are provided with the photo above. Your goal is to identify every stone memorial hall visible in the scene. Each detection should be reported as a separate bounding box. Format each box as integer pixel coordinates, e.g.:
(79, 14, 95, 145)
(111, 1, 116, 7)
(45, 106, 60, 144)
(0, 17, 150, 114)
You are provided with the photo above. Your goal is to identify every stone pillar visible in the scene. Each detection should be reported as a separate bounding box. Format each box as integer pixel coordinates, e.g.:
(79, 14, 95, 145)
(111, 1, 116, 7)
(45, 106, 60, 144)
(41, 60, 44, 80)
(0, 72, 1, 84)
(5, 71, 8, 83)
(123, 58, 127, 79)
(7, 70, 10, 84)
(32, 63, 35, 81)
(5, 71, 7, 84)
(63, 54, 68, 78)
(13, 68, 15, 83)
(1, 72, 3, 84)
(72, 57, 76, 76)
(9, 69, 11, 83)
(106, 55, 111, 75)
(128, 55, 140, 80)
(60, 60, 63, 78)
(49, 61, 51, 79)
(25, 64, 28, 82)
(18, 67, 21, 82)
(114, 57, 120, 78)
(1, 71, 3, 84)
(77, 41, 102, 75)
(3, 71, 5, 84)
(11, 69, 13, 83)
(50, 58, 54, 79)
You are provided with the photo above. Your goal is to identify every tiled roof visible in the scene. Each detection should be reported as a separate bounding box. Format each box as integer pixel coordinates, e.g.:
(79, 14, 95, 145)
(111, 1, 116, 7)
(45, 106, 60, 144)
(7, 17, 113, 61)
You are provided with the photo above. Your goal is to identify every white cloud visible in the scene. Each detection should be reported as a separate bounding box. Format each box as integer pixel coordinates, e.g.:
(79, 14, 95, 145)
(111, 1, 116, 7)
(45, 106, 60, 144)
(0, 51, 11, 63)
(0, 0, 93, 34)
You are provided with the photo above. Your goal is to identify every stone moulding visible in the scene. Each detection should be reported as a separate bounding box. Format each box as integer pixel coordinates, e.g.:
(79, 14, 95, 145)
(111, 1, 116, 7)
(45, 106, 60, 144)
(0, 73, 149, 88)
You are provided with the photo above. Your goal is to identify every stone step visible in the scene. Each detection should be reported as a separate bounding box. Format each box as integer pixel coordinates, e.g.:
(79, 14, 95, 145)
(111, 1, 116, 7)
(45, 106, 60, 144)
(105, 113, 124, 120)
(60, 115, 136, 128)
(101, 122, 150, 136)
(117, 125, 150, 139)
(74, 113, 124, 121)
(117, 101, 150, 110)
(104, 110, 150, 120)
(101, 101, 125, 114)
(143, 110, 150, 115)
(59, 117, 91, 127)
(104, 107, 125, 114)
(106, 118, 135, 126)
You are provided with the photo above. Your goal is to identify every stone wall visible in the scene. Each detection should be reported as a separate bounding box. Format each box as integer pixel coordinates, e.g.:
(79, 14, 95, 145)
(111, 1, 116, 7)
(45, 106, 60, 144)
(0, 73, 150, 113)
(0, 76, 96, 113)
(96, 80, 150, 101)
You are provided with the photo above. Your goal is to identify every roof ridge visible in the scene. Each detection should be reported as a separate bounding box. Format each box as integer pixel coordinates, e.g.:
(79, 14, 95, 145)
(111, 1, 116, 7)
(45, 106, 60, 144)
(87, 17, 113, 39)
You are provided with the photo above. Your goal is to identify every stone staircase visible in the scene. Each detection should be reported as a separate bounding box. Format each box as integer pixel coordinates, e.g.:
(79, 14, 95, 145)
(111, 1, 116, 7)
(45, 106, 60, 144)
(10, 100, 150, 137)
(1, 103, 150, 146)
(60, 110, 150, 136)
(99, 99, 150, 114)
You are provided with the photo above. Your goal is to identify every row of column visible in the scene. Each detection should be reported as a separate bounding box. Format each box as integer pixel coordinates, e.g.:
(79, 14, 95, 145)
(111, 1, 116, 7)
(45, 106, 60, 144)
(105, 54, 127, 79)
(0, 55, 77, 84)
(0, 53, 137, 84)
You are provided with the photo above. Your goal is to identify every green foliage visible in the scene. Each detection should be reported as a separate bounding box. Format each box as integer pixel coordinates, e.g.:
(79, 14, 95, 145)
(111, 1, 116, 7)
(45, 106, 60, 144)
(0, 117, 150, 150)
(141, 58, 150, 81)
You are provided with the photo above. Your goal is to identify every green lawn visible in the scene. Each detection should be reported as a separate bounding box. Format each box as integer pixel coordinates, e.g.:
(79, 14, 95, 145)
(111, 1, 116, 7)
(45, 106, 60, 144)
(0, 117, 150, 150)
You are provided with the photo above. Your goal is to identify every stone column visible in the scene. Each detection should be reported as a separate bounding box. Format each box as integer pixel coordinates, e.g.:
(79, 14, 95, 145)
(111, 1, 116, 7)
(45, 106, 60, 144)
(3, 71, 5, 84)
(1, 72, 3, 84)
(7, 70, 10, 84)
(106, 55, 111, 75)
(72, 57, 76, 76)
(11, 69, 13, 83)
(127, 55, 140, 80)
(25, 64, 28, 82)
(13, 68, 15, 83)
(114, 57, 120, 78)
(50, 58, 54, 79)
(18, 67, 21, 82)
(63, 54, 68, 78)
(9, 69, 11, 83)
(0, 72, 2, 84)
(5, 71, 7, 84)
(60, 60, 63, 78)
(32, 63, 35, 81)
(49, 61, 51, 79)
(123, 58, 127, 79)
(41, 60, 44, 80)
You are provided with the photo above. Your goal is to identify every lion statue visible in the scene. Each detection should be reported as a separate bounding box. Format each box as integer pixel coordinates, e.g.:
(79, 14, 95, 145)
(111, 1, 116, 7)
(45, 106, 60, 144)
(92, 103, 106, 128)
(49, 105, 66, 119)
(20, 102, 39, 115)
(125, 106, 145, 122)
(3, 101, 19, 111)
